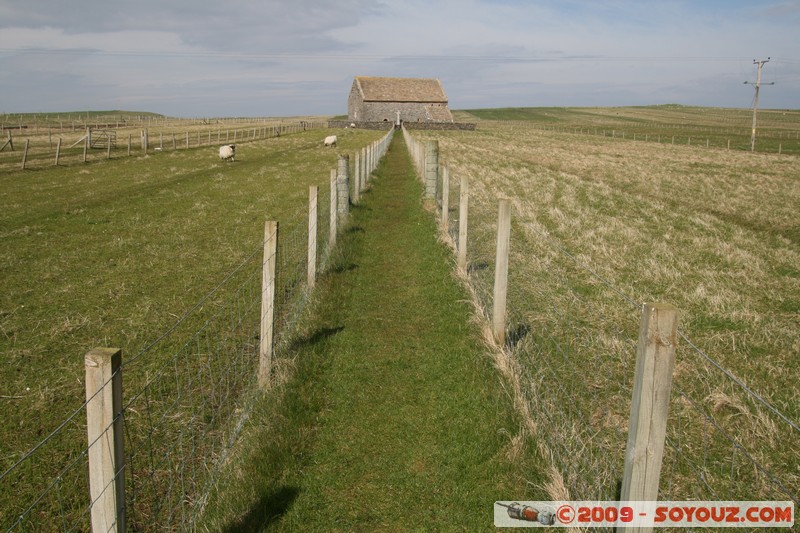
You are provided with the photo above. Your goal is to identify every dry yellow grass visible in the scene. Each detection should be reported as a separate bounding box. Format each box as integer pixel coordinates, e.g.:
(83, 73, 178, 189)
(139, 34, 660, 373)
(411, 116, 799, 504)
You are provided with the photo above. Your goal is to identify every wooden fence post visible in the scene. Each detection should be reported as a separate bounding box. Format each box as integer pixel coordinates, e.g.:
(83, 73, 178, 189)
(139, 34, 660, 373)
(127, 134, 131, 156)
(360, 147, 366, 189)
(620, 303, 679, 528)
(353, 152, 360, 205)
(371, 141, 376, 174)
(418, 141, 424, 179)
(492, 199, 512, 345)
(54, 137, 62, 166)
(360, 149, 366, 194)
(85, 348, 126, 533)
(83, 134, 89, 163)
(185, 132, 189, 149)
(259, 221, 278, 389)
(337, 155, 350, 221)
(425, 140, 439, 200)
(457, 175, 469, 273)
(367, 143, 372, 181)
(330, 169, 338, 248)
(308, 186, 318, 289)
(21, 139, 29, 170)
(441, 165, 450, 230)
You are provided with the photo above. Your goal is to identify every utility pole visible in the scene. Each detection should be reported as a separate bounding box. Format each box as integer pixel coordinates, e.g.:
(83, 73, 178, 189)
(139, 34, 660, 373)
(744, 58, 774, 152)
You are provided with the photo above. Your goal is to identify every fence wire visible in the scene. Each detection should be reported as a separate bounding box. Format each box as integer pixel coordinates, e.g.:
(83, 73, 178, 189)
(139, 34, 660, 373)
(1, 182, 335, 531)
(406, 129, 799, 516)
(0, 122, 325, 172)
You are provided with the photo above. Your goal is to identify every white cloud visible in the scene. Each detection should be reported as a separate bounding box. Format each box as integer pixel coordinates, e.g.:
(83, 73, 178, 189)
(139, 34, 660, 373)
(0, 0, 797, 115)
(0, 26, 200, 53)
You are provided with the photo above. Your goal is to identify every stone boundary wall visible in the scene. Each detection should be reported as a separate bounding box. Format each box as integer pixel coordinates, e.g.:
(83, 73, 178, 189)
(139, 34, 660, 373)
(403, 122, 476, 131)
(328, 121, 476, 131)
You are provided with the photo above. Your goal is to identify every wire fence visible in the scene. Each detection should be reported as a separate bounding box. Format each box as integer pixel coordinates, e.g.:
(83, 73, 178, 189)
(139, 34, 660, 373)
(0, 121, 326, 172)
(0, 124, 400, 530)
(0, 114, 324, 132)
(404, 128, 799, 514)
(478, 119, 800, 155)
(0, 179, 336, 530)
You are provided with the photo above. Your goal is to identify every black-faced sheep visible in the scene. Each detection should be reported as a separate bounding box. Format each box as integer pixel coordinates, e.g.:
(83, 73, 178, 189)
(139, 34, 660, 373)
(219, 144, 236, 161)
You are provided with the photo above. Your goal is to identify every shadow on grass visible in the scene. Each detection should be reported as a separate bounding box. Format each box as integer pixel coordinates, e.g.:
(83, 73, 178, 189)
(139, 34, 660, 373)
(328, 262, 358, 274)
(505, 323, 531, 350)
(288, 326, 345, 351)
(468, 261, 490, 273)
(349, 203, 373, 212)
(222, 485, 300, 533)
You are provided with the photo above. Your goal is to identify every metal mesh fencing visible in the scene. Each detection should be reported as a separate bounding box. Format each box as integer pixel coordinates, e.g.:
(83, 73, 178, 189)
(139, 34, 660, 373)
(1, 183, 335, 531)
(662, 333, 799, 505)
(0, 122, 325, 172)
(405, 129, 799, 512)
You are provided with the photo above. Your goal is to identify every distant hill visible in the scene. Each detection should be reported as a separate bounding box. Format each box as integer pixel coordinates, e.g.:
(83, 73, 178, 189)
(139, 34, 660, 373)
(454, 105, 800, 128)
(1, 110, 165, 121)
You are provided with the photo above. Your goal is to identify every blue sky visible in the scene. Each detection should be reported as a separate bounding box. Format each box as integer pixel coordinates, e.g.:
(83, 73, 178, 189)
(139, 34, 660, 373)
(0, 0, 798, 117)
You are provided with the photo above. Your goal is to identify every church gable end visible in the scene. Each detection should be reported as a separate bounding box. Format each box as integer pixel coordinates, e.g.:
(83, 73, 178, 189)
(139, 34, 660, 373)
(347, 76, 453, 123)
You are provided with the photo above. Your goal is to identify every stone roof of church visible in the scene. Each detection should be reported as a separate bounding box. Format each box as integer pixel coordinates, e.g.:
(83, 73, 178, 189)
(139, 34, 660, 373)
(354, 77, 448, 103)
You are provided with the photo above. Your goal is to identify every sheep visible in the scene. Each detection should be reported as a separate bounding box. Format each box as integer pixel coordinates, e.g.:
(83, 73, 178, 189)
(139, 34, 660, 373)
(218, 144, 236, 162)
(350, 123, 356, 128)
(323, 135, 337, 147)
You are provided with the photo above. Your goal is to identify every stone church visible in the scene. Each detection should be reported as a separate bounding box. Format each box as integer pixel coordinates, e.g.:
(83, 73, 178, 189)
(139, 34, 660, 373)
(347, 76, 454, 124)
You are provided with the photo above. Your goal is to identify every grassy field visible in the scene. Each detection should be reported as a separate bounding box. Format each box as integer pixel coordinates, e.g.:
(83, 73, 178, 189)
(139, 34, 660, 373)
(455, 105, 800, 155)
(2, 104, 797, 527)
(410, 106, 799, 504)
(0, 123, 385, 528)
(0, 111, 330, 172)
(201, 134, 543, 531)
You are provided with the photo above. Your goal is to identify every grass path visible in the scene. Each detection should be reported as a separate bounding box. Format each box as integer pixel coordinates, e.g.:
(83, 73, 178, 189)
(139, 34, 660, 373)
(206, 134, 542, 531)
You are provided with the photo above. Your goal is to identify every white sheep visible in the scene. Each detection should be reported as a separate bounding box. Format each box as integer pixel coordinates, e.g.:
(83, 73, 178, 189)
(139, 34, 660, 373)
(218, 144, 236, 162)
(323, 135, 337, 147)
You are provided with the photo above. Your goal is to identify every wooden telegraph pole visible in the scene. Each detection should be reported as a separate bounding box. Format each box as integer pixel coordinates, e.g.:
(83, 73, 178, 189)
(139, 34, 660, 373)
(744, 58, 774, 152)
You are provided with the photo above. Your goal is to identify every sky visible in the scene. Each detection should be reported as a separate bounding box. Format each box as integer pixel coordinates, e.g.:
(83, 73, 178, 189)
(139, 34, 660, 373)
(1, 0, 798, 117)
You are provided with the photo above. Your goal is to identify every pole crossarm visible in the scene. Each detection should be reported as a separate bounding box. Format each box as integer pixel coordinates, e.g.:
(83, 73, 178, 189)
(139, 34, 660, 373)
(744, 57, 775, 151)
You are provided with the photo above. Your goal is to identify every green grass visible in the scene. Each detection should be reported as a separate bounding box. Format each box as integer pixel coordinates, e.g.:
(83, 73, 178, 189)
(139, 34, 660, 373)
(0, 118, 332, 172)
(0, 125, 384, 528)
(458, 105, 800, 155)
(460, 107, 569, 123)
(201, 134, 543, 531)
